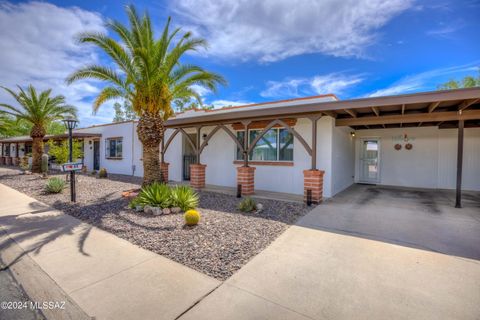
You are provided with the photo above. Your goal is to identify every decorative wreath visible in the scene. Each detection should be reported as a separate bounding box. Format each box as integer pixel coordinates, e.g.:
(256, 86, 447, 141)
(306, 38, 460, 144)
(394, 143, 402, 150)
(405, 143, 413, 150)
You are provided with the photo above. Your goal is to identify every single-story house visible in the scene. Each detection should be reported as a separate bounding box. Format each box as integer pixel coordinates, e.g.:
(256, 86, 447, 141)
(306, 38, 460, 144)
(1, 87, 479, 206)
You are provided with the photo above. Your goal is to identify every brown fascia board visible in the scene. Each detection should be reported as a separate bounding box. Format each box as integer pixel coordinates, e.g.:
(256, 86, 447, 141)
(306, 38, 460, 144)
(164, 87, 480, 128)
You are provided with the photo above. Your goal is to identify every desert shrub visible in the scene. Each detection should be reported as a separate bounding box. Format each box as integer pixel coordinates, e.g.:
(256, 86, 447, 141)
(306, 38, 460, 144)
(46, 140, 83, 165)
(238, 197, 257, 212)
(98, 168, 108, 178)
(184, 209, 200, 225)
(19, 156, 30, 171)
(170, 185, 199, 212)
(45, 177, 65, 193)
(133, 182, 172, 208)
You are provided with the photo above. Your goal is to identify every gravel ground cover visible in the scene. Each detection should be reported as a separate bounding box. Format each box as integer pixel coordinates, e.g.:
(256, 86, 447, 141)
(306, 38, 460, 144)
(0, 167, 309, 280)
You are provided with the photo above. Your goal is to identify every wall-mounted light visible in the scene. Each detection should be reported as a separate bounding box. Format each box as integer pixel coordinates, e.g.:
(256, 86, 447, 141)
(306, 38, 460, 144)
(350, 132, 356, 137)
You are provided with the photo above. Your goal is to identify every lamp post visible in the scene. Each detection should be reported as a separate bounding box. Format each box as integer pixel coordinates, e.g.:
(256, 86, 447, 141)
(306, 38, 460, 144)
(63, 116, 78, 202)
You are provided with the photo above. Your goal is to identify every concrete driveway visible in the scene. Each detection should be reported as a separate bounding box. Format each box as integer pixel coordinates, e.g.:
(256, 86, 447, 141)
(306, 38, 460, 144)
(182, 185, 480, 320)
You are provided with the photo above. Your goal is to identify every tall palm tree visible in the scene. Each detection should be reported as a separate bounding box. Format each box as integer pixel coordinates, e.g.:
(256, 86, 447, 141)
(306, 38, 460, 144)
(66, 5, 226, 185)
(0, 85, 77, 173)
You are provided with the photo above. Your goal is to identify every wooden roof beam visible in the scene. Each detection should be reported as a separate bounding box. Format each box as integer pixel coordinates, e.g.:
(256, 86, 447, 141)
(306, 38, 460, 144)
(428, 101, 441, 113)
(459, 98, 479, 111)
(371, 106, 380, 116)
(322, 110, 337, 118)
(344, 109, 357, 118)
(335, 109, 480, 126)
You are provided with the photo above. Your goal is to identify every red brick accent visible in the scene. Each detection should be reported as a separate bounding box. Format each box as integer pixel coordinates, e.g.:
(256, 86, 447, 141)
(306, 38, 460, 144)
(160, 162, 169, 183)
(0, 156, 5, 165)
(237, 166, 256, 196)
(190, 164, 206, 189)
(303, 170, 325, 204)
(5, 157, 12, 165)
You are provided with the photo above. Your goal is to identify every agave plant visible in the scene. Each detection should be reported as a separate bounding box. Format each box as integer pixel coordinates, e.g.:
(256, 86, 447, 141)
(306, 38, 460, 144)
(133, 182, 172, 208)
(170, 185, 199, 211)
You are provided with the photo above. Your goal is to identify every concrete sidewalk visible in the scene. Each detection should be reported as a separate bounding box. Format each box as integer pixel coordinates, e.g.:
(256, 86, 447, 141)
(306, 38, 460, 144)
(0, 183, 220, 320)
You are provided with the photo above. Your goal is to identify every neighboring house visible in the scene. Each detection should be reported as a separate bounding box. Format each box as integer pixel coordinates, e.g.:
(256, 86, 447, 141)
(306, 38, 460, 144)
(1, 88, 480, 203)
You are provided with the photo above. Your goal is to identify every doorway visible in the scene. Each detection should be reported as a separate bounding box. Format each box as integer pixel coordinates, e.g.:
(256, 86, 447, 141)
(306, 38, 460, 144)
(93, 140, 100, 170)
(359, 138, 380, 184)
(182, 133, 197, 180)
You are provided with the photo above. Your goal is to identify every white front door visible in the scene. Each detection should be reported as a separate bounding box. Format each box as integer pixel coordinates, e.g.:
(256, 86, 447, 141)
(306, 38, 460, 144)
(359, 138, 380, 184)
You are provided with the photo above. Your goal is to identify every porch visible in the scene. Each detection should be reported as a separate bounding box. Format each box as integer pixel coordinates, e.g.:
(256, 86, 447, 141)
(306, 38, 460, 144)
(161, 87, 480, 207)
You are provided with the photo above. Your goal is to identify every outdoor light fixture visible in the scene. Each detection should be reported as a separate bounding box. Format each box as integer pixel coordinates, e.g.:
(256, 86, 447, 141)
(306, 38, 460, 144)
(62, 116, 79, 202)
(350, 132, 356, 137)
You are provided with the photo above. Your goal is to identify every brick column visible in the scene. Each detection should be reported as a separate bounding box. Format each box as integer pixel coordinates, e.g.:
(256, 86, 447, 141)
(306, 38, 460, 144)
(5, 157, 12, 165)
(237, 166, 256, 196)
(160, 162, 169, 183)
(0, 157, 4, 165)
(303, 170, 325, 204)
(190, 164, 206, 189)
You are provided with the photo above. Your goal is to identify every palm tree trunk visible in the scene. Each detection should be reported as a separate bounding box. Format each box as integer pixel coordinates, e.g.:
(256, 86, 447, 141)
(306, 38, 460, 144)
(31, 137, 44, 173)
(137, 113, 164, 186)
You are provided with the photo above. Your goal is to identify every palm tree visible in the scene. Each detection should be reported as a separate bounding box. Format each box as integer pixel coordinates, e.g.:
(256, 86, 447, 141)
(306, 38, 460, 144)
(0, 85, 77, 173)
(66, 5, 226, 185)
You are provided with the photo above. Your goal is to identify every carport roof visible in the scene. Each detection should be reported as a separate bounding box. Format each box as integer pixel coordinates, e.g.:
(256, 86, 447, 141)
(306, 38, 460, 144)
(165, 87, 480, 129)
(0, 132, 101, 143)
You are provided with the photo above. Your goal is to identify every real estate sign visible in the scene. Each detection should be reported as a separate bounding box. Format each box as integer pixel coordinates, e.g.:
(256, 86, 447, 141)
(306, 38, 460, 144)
(61, 162, 83, 172)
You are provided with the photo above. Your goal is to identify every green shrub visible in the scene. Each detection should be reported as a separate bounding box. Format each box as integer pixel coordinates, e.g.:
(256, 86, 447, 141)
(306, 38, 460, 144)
(184, 209, 201, 225)
(45, 177, 65, 193)
(238, 197, 256, 212)
(170, 185, 199, 212)
(98, 168, 108, 178)
(46, 140, 83, 165)
(133, 182, 172, 208)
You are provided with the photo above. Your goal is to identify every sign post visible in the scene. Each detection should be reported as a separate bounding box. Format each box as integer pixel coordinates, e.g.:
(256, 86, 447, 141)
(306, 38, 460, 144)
(63, 116, 78, 202)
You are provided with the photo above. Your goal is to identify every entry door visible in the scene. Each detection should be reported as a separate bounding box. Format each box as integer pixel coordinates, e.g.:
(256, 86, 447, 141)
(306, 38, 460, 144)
(182, 134, 197, 181)
(93, 141, 100, 170)
(359, 139, 380, 183)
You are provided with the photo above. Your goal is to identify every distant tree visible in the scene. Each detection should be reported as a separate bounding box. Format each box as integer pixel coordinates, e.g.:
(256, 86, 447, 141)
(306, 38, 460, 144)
(0, 85, 76, 172)
(438, 69, 480, 90)
(113, 100, 137, 122)
(174, 98, 215, 112)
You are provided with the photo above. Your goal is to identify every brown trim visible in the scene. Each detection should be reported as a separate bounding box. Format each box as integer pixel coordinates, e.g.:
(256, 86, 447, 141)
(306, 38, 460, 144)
(105, 157, 123, 160)
(233, 160, 293, 167)
(105, 136, 123, 140)
(231, 118, 297, 130)
(336, 109, 480, 126)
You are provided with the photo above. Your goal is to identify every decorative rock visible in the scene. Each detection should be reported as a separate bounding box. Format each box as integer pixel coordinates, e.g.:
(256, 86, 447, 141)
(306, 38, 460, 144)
(153, 207, 163, 216)
(256, 203, 264, 212)
(163, 208, 171, 215)
(135, 205, 143, 212)
(144, 205, 153, 215)
(171, 207, 181, 214)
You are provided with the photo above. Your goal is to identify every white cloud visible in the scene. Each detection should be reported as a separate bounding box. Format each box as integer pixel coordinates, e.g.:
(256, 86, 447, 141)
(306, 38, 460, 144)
(172, 0, 413, 62)
(366, 62, 480, 97)
(261, 73, 363, 98)
(0, 1, 109, 127)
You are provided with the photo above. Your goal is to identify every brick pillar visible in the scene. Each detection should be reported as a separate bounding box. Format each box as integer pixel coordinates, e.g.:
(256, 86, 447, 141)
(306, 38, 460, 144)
(303, 170, 325, 204)
(237, 166, 256, 196)
(190, 164, 206, 189)
(0, 157, 4, 165)
(160, 162, 169, 183)
(5, 157, 12, 165)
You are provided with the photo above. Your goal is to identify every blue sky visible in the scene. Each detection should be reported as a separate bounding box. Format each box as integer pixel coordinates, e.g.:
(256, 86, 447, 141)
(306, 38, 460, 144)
(0, 0, 479, 126)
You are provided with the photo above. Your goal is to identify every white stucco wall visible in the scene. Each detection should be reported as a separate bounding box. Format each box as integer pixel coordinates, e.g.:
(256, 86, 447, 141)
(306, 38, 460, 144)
(332, 125, 355, 195)
(354, 127, 480, 191)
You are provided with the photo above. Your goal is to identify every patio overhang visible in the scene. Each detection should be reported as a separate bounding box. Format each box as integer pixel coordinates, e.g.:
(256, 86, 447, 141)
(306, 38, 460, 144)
(0, 132, 102, 144)
(162, 87, 480, 207)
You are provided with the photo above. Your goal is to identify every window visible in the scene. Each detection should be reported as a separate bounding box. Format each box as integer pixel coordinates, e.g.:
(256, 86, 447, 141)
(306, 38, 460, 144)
(236, 128, 293, 161)
(105, 138, 123, 159)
